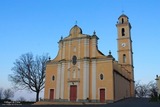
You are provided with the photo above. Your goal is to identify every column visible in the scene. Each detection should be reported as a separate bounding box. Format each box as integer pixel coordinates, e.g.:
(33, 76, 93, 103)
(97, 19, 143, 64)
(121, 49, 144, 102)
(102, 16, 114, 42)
(60, 63, 65, 99)
(92, 60, 96, 99)
(56, 64, 61, 99)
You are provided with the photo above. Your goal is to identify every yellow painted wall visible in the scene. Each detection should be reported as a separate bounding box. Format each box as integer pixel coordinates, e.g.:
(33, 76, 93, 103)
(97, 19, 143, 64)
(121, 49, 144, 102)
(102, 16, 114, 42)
(157, 76, 160, 95)
(96, 60, 114, 100)
(114, 71, 130, 101)
(44, 64, 57, 99)
(44, 23, 134, 102)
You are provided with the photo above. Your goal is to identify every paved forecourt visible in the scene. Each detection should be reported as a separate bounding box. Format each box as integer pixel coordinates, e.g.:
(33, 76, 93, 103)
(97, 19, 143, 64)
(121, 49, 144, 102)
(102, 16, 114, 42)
(0, 98, 160, 107)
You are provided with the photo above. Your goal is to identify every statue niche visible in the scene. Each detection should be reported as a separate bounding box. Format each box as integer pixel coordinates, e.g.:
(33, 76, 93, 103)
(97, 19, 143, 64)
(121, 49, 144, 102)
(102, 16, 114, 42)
(68, 66, 80, 82)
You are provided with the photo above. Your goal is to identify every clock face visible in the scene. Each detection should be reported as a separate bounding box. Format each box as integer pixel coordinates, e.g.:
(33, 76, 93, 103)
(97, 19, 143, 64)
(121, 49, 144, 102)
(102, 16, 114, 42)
(72, 55, 77, 65)
(121, 43, 126, 47)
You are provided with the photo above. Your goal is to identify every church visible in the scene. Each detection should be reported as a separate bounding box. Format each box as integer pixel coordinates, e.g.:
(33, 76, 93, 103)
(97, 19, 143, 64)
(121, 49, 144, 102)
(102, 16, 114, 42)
(44, 14, 134, 103)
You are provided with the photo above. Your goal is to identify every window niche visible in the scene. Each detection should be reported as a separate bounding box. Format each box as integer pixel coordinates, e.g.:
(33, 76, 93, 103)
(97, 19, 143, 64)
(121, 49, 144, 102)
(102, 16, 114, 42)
(123, 54, 126, 63)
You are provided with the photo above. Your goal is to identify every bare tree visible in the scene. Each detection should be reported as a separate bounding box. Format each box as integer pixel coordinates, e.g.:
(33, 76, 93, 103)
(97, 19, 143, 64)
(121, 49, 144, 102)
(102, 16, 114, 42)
(135, 81, 149, 98)
(0, 88, 3, 100)
(9, 53, 49, 101)
(3, 88, 14, 100)
(135, 81, 158, 98)
(148, 81, 158, 98)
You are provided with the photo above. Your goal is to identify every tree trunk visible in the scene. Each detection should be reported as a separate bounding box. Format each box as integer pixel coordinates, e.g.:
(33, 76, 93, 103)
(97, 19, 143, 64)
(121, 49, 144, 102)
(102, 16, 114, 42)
(36, 91, 39, 102)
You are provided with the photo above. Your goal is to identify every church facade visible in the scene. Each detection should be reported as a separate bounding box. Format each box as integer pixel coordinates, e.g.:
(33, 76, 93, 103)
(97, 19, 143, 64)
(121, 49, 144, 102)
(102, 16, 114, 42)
(44, 14, 134, 103)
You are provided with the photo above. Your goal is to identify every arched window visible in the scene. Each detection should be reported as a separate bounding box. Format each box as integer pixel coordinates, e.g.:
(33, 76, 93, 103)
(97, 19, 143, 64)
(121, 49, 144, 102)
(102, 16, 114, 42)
(123, 54, 126, 63)
(122, 18, 124, 23)
(100, 74, 104, 80)
(122, 28, 125, 36)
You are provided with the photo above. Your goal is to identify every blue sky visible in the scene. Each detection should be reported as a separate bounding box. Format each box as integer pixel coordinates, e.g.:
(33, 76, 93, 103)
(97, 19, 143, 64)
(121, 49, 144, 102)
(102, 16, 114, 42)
(0, 0, 160, 100)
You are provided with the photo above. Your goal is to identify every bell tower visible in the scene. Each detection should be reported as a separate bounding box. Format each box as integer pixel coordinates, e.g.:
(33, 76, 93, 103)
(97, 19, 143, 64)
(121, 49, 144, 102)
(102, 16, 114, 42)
(116, 14, 134, 97)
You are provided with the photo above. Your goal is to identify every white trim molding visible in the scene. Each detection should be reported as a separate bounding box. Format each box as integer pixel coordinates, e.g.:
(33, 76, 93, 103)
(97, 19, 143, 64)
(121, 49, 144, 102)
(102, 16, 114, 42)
(62, 42, 65, 59)
(60, 63, 65, 99)
(48, 88, 55, 100)
(83, 60, 87, 99)
(83, 60, 89, 99)
(98, 87, 107, 101)
(92, 60, 96, 99)
(92, 38, 96, 57)
(56, 64, 61, 99)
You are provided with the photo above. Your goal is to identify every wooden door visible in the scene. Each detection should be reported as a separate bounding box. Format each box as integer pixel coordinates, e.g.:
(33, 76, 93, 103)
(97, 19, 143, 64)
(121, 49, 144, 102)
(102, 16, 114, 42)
(50, 89, 54, 100)
(70, 85, 77, 101)
(100, 89, 105, 103)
